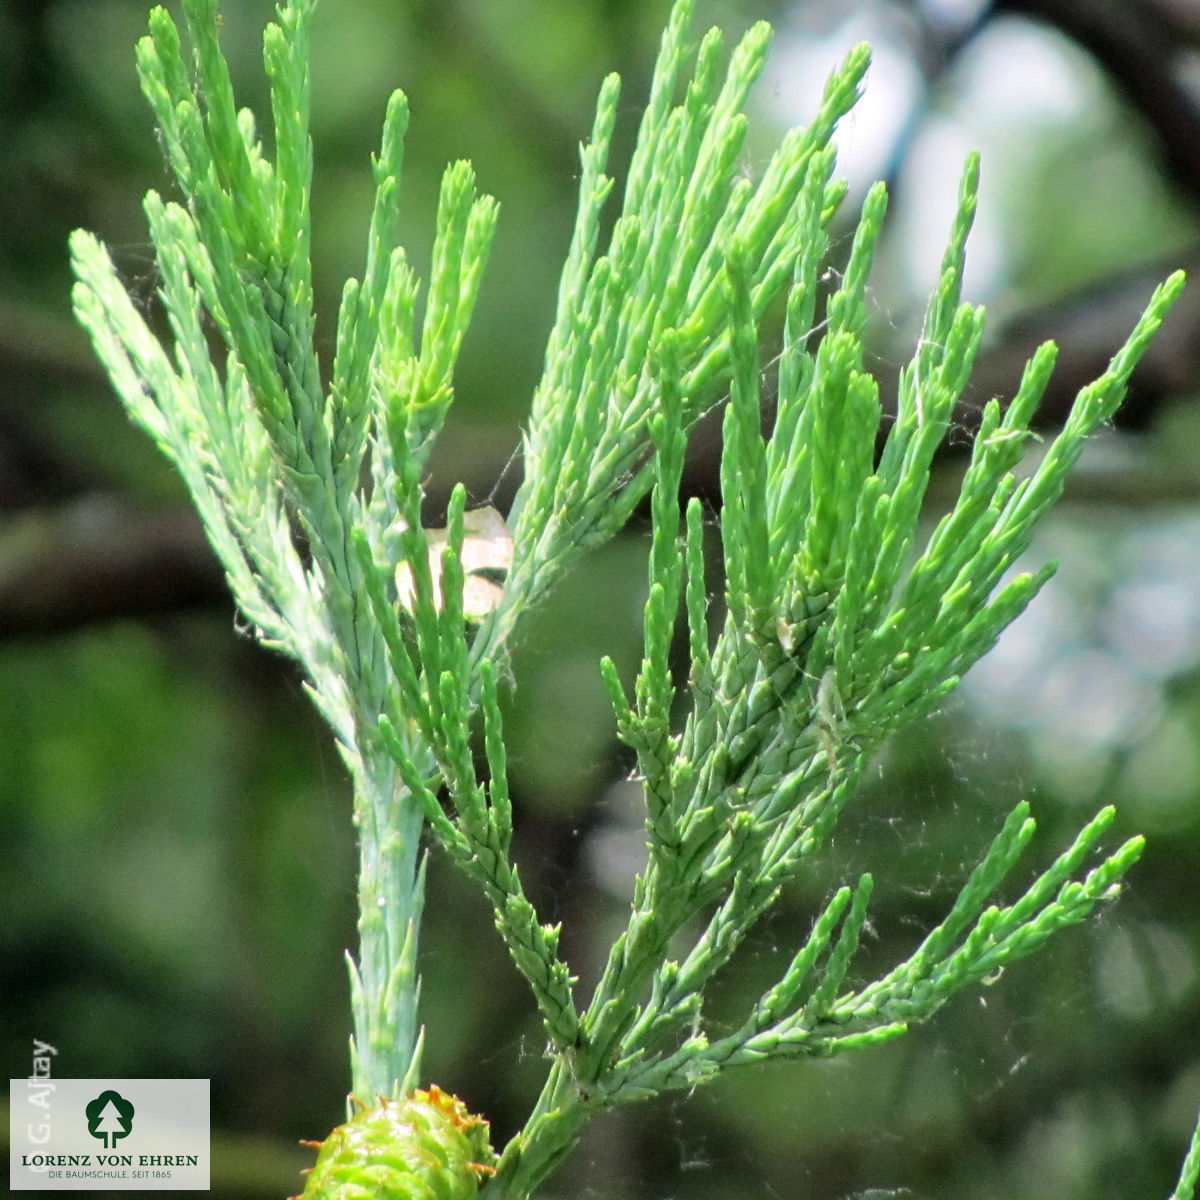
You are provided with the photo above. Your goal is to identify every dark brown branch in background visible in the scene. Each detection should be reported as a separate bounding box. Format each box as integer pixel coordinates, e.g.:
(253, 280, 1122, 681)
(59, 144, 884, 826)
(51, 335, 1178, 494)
(0, 498, 226, 638)
(995, 0, 1200, 198)
(963, 248, 1200, 435)
(680, 246, 1200, 503)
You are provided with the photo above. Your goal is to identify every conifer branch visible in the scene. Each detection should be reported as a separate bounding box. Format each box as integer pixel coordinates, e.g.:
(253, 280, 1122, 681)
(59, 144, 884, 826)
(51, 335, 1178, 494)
(68, 2, 1192, 1197)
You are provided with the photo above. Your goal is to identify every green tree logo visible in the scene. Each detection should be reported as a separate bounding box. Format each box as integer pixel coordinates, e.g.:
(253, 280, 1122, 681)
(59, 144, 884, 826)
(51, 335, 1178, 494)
(85, 1090, 135, 1150)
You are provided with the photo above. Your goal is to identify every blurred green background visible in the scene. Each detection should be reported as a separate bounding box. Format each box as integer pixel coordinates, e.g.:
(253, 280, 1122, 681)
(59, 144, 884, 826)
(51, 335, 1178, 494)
(4, 0, 1200, 1197)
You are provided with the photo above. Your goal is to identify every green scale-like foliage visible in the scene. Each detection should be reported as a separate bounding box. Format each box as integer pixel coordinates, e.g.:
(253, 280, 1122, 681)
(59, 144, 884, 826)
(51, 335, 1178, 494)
(67, 1, 1196, 1198)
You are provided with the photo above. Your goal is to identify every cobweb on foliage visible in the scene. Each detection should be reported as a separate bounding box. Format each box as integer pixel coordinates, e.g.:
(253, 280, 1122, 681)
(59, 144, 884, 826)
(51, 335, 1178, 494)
(535, 706, 1046, 1198)
(514, 535, 1170, 1199)
(447, 224, 1175, 1197)
(112, 240, 167, 314)
(484, 506, 1195, 1197)
(479, 262, 1075, 1198)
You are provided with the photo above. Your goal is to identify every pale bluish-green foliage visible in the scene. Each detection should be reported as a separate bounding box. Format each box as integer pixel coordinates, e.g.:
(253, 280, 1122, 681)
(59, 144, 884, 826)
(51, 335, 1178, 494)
(1174, 1118, 1200, 1200)
(67, 0, 1192, 1197)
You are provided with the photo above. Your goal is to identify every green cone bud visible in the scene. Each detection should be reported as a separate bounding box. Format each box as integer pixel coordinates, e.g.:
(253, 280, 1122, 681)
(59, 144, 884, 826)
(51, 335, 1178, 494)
(297, 1087, 496, 1200)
